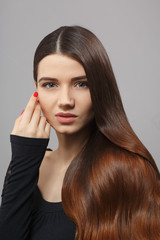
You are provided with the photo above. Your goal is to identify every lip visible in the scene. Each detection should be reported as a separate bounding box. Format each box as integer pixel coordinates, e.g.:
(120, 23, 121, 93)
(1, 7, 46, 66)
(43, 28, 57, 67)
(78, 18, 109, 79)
(55, 112, 77, 117)
(56, 115, 77, 123)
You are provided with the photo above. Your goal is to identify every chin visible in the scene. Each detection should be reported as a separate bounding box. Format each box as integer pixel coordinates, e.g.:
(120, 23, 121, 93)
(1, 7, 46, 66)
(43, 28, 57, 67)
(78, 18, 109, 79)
(52, 124, 85, 135)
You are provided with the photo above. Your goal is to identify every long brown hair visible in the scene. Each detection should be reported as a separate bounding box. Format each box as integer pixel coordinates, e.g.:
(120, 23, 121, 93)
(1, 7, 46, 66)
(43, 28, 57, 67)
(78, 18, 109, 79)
(33, 26, 160, 239)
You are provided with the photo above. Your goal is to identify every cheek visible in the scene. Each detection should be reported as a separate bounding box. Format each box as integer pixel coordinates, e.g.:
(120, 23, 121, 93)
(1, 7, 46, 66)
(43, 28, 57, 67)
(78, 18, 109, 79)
(38, 94, 52, 116)
(81, 98, 94, 115)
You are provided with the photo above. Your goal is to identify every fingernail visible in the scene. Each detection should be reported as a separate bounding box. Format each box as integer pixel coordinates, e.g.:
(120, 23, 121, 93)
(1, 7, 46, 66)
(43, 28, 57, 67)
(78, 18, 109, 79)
(37, 100, 39, 103)
(21, 110, 24, 115)
(33, 92, 38, 97)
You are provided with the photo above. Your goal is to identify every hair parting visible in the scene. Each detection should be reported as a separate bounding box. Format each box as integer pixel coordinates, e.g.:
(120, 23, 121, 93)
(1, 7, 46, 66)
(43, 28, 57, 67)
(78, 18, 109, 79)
(33, 25, 160, 239)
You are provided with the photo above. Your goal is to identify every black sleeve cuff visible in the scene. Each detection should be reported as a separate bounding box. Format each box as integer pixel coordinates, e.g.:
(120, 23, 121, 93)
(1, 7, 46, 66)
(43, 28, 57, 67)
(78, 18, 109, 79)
(10, 134, 49, 147)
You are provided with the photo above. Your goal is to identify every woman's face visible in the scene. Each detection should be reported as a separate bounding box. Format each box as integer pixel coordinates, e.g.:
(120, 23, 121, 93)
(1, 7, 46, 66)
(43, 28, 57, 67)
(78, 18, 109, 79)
(36, 54, 94, 135)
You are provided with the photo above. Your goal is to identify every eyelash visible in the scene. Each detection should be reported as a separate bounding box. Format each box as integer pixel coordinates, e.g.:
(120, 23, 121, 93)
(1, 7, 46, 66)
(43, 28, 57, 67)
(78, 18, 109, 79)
(41, 81, 89, 89)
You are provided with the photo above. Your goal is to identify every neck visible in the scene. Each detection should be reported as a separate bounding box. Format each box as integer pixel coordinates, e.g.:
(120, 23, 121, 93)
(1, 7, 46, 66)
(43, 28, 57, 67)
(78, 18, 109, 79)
(54, 122, 94, 166)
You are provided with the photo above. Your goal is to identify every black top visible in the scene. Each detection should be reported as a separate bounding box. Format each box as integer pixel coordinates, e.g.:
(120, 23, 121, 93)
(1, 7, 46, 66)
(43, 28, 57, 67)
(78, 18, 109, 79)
(0, 135, 76, 240)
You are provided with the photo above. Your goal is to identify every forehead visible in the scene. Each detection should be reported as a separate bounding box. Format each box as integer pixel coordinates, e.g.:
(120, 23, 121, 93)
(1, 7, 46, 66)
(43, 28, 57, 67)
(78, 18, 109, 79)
(37, 54, 86, 79)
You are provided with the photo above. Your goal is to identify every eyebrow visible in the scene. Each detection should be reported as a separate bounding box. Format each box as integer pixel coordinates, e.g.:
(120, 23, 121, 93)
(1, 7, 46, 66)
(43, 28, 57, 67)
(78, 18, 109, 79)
(38, 75, 87, 83)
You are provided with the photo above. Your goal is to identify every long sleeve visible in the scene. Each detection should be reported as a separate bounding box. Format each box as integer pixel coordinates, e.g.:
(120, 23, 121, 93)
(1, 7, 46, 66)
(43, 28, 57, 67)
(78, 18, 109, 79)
(0, 134, 49, 240)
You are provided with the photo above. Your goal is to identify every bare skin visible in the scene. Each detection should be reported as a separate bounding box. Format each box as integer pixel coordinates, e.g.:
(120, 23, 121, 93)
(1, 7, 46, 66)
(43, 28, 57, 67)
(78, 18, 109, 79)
(11, 54, 94, 202)
(11, 94, 51, 139)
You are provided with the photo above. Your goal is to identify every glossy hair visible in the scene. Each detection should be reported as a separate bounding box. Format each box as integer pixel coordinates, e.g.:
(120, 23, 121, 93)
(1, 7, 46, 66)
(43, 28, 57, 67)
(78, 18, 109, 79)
(33, 26, 160, 239)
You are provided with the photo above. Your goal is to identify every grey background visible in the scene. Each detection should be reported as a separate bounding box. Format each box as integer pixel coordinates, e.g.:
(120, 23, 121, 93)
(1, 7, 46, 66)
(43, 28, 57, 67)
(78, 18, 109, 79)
(0, 0, 160, 193)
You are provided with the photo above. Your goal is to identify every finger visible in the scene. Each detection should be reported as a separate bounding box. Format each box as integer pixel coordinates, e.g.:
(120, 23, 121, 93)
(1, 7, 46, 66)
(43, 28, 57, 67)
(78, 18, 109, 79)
(22, 92, 38, 124)
(45, 122, 51, 137)
(38, 116, 47, 130)
(29, 103, 41, 127)
(21, 110, 24, 115)
(11, 116, 21, 134)
(38, 117, 50, 138)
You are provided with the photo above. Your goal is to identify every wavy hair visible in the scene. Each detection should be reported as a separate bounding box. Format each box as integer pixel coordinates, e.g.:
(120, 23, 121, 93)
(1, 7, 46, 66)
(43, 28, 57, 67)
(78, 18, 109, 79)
(33, 25, 160, 239)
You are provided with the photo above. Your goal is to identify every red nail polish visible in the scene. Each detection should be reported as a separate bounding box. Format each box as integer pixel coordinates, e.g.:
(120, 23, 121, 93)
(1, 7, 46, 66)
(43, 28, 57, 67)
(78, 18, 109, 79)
(33, 92, 38, 97)
(21, 110, 24, 115)
(37, 100, 39, 103)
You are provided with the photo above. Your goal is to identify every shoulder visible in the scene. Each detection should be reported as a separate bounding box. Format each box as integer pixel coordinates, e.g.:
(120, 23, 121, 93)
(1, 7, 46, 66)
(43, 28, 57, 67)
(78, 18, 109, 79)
(38, 149, 56, 186)
(44, 148, 53, 159)
(39, 149, 56, 172)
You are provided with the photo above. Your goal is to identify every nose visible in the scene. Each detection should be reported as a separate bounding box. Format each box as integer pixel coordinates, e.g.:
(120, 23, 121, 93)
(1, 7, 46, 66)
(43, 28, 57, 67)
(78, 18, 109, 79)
(57, 86, 75, 108)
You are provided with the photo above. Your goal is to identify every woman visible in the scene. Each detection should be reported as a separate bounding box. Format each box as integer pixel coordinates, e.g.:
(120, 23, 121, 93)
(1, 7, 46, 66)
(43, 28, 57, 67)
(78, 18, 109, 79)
(0, 25, 160, 240)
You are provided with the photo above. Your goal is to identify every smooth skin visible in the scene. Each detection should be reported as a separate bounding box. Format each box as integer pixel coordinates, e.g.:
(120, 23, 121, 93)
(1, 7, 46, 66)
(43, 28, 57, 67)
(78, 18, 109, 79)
(35, 54, 94, 165)
(11, 93, 51, 139)
(11, 54, 94, 202)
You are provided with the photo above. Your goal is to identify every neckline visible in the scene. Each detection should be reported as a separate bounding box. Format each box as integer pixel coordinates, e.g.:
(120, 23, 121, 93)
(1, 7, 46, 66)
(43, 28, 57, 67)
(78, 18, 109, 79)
(35, 185, 63, 212)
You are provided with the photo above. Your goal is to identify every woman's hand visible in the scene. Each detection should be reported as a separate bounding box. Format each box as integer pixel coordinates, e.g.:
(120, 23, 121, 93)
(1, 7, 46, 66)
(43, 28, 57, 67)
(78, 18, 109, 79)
(11, 92, 51, 138)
